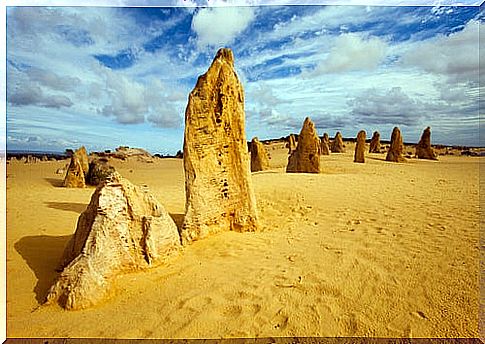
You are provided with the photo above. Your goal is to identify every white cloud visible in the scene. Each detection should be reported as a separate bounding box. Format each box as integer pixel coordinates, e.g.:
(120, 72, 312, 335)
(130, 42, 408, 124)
(313, 33, 388, 74)
(400, 19, 481, 83)
(191, 6, 255, 48)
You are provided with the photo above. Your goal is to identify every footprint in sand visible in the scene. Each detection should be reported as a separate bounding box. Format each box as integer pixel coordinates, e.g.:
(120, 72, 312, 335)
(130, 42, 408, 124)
(272, 309, 289, 330)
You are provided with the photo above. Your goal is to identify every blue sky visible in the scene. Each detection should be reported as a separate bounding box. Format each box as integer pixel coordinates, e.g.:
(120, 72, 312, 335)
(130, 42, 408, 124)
(5, 2, 484, 154)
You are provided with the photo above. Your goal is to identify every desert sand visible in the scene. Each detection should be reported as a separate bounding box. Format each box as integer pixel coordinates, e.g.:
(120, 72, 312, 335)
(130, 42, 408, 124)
(6, 142, 481, 338)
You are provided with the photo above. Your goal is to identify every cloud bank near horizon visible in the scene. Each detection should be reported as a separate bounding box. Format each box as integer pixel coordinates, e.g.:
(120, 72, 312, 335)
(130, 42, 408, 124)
(6, 5, 483, 153)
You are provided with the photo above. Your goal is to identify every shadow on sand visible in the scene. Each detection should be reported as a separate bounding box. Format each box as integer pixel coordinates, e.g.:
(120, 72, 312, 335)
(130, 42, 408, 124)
(367, 156, 387, 162)
(14, 234, 72, 304)
(44, 177, 64, 187)
(45, 201, 88, 214)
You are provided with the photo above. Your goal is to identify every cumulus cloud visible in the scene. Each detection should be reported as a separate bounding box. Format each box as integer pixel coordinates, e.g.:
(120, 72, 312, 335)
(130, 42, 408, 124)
(9, 84, 73, 108)
(348, 87, 425, 126)
(400, 19, 481, 83)
(313, 33, 388, 74)
(29, 67, 82, 92)
(191, 6, 255, 48)
(97, 68, 184, 127)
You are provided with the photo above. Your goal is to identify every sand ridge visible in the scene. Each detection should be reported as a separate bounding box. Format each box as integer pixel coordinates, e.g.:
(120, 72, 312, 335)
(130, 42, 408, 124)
(6, 143, 481, 338)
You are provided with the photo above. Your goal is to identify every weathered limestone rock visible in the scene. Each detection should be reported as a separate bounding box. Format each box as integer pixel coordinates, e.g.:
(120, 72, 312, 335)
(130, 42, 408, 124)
(415, 127, 437, 160)
(321, 133, 330, 155)
(331, 132, 345, 153)
(63, 156, 86, 188)
(354, 130, 366, 163)
(369, 131, 381, 153)
(286, 117, 321, 173)
(86, 158, 116, 186)
(386, 127, 406, 162)
(250, 137, 270, 172)
(286, 134, 297, 154)
(75, 146, 90, 175)
(46, 172, 181, 310)
(181, 48, 259, 244)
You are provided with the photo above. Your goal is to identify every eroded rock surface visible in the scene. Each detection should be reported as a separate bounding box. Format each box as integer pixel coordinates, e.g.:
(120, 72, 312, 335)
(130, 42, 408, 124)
(286, 134, 297, 154)
(75, 146, 90, 175)
(354, 130, 366, 163)
(250, 137, 270, 172)
(386, 127, 406, 162)
(181, 48, 259, 244)
(369, 131, 381, 153)
(415, 127, 437, 160)
(63, 156, 86, 188)
(286, 117, 321, 173)
(321, 133, 330, 155)
(46, 172, 181, 310)
(331, 132, 345, 153)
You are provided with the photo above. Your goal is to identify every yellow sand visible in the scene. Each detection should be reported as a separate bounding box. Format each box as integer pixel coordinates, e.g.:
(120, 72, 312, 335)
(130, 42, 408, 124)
(6, 143, 481, 338)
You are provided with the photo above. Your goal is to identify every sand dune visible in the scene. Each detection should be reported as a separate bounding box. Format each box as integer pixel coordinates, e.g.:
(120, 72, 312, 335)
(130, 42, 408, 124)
(6, 143, 481, 338)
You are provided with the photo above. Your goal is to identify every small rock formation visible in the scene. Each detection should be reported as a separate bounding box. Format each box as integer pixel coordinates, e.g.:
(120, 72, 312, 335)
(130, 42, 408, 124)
(286, 134, 297, 154)
(75, 146, 90, 175)
(386, 127, 406, 162)
(63, 156, 86, 188)
(91, 146, 153, 161)
(354, 130, 366, 163)
(331, 132, 345, 153)
(45, 172, 181, 310)
(369, 131, 381, 153)
(415, 127, 437, 160)
(286, 117, 321, 173)
(320, 133, 330, 155)
(181, 48, 259, 244)
(250, 137, 270, 172)
(85, 158, 116, 186)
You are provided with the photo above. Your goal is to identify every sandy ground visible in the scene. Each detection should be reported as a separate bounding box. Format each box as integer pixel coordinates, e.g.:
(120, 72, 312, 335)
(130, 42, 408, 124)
(5, 142, 482, 338)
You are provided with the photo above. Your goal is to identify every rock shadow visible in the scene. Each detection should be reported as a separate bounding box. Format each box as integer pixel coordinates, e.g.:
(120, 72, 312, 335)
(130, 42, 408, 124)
(170, 213, 184, 237)
(45, 201, 87, 214)
(44, 178, 64, 187)
(14, 234, 72, 304)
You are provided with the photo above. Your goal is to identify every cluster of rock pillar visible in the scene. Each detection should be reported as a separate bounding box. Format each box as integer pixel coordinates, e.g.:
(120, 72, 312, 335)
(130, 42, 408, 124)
(47, 48, 260, 310)
(45, 48, 439, 311)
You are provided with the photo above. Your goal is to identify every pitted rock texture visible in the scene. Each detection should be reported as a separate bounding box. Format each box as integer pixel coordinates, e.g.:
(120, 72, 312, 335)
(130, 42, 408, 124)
(46, 172, 181, 310)
(286, 117, 321, 173)
(331, 132, 345, 153)
(63, 155, 86, 188)
(354, 130, 366, 163)
(415, 127, 437, 160)
(369, 131, 381, 153)
(386, 127, 406, 162)
(250, 137, 270, 172)
(181, 48, 259, 244)
(321, 133, 330, 155)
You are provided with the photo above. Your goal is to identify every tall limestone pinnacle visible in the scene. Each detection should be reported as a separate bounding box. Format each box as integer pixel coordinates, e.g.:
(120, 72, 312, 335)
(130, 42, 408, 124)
(181, 48, 259, 244)
(415, 126, 437, 160)
(286, 117, 321, 173)
(354, 130, 366, 163)
(386, 127, 406, 162)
